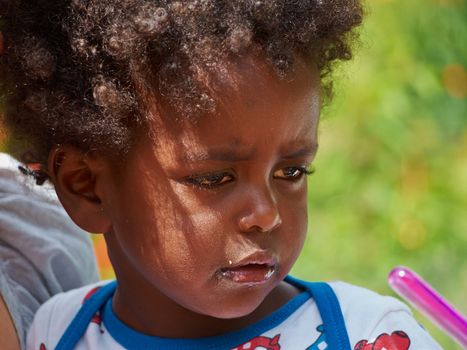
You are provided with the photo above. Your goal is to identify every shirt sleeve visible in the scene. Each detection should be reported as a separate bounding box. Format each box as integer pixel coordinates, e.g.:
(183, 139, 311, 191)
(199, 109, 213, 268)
(354, 309, 443, 349)
(26, 282, 108, 350)
(25, 296, 55, 350)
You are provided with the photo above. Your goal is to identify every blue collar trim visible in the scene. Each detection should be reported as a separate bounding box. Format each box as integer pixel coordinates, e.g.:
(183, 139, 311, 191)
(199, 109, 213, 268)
(102, 277, 312, 350)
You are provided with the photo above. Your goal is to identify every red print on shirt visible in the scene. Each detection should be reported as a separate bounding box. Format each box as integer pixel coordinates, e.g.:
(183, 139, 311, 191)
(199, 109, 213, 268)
(354, 331, 411, 350)
(82, 286, 103, 326)
(231, 334, 281, 350)
(39, 343, 47, 350)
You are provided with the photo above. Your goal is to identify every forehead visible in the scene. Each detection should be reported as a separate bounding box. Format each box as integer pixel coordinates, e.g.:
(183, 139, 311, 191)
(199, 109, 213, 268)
(142, 54, 320, 161)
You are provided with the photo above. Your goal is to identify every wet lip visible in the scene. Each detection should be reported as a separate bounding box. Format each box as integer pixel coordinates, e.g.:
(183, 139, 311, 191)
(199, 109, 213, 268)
(219, 252, 277, 284)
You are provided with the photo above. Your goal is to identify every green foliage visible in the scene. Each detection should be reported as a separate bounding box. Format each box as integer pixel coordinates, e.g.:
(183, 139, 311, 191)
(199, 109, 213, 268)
(292, 0, 467, 348)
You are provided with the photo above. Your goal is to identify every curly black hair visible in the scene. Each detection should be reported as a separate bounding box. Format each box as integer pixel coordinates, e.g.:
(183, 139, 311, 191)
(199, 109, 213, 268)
(0, 0, 363, 182)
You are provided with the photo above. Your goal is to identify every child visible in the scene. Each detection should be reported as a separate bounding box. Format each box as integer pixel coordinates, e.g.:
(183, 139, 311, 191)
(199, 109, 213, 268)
(0, 1, 442, 349)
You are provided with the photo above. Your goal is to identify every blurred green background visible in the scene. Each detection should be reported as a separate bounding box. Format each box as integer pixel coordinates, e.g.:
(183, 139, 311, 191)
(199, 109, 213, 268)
(292, 0, 467, 348)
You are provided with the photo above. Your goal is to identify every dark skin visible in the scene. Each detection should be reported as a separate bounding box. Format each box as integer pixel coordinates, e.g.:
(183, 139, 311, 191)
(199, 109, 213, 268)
(50, 54, 320, 338)
(0, 295, 20, 350)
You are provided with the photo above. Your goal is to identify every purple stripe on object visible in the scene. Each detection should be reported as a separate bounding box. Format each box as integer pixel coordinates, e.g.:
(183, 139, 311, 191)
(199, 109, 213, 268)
(388, 266, 467, 348)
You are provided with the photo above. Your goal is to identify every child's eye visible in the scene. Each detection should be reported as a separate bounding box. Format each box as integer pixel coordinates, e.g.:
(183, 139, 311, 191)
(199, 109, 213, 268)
(183, 171, 234, 189)
(273, 166, 315, 181)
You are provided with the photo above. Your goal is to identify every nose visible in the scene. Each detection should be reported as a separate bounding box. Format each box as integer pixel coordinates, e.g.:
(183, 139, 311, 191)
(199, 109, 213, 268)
(237, 186, 282, 233)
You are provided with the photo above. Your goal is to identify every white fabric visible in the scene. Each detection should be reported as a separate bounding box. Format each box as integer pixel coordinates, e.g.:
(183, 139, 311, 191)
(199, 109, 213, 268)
(0, 153, 99, 349)
(27, 280, 442, 349)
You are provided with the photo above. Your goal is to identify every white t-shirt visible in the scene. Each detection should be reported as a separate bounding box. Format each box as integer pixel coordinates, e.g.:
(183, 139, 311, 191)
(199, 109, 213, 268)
(27, 277, 441, 349)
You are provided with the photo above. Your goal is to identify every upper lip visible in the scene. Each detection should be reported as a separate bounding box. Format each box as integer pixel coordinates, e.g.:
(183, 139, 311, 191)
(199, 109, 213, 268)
(225, 250, 277, 269)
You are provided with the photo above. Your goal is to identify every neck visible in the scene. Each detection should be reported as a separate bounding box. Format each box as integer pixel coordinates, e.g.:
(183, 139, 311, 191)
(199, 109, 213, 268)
(111, 264, 300, 338)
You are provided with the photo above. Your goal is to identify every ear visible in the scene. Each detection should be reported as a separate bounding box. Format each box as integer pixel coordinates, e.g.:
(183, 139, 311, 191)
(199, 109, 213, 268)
(48, 145, 111, 233)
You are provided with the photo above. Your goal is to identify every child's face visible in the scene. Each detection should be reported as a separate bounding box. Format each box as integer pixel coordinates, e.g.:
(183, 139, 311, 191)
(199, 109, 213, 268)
(101, 55, 320, 319)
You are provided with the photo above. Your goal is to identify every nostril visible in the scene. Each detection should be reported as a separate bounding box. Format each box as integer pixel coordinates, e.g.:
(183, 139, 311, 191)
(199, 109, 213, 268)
(237, 186, 282, 233)
(238, 207, 282, 233)
(272, 216, 283, 230)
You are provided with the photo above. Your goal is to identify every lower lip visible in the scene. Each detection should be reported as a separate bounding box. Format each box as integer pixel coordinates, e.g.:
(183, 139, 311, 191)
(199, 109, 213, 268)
(219, 264, 276, 285)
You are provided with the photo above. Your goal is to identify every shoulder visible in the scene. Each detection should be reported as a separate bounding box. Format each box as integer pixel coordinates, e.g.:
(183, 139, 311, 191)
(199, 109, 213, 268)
(290, 277, 408, 317)
(328, 281, 442, 349)
(26, 281, 110, 350)
(329, 281, 410, 320)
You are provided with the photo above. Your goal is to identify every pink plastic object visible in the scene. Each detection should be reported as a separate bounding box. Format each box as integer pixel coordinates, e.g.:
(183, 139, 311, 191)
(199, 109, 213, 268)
(388, 266, 467, 348)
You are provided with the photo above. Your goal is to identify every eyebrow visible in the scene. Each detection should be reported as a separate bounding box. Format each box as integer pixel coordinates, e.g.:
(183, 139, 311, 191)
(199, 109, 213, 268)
(282, 143, 319, 159)
(182, 143, 318, 163)
(182, 148, 255, 163)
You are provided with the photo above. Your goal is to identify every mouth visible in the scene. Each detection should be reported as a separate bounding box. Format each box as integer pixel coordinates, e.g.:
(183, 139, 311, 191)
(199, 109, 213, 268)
(218, 253, 277, 285)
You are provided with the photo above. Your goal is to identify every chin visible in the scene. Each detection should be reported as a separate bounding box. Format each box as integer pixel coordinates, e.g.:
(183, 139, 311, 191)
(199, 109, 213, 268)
(204, 301, 263, 320)
(193, 286, 272, 320)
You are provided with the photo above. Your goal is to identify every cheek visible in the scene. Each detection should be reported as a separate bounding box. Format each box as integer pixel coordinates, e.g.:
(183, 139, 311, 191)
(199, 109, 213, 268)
(283, 206, 308, 245)
(276, 188, 309, 258)
(110, 177, 229, 281)
(108, 178, 192, 274)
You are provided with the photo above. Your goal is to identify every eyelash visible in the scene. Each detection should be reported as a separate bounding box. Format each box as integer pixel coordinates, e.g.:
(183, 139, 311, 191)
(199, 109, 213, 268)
(183, 171, 234, 189)
(183, 165, 315, 189)
(273, 165, 315, 180)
